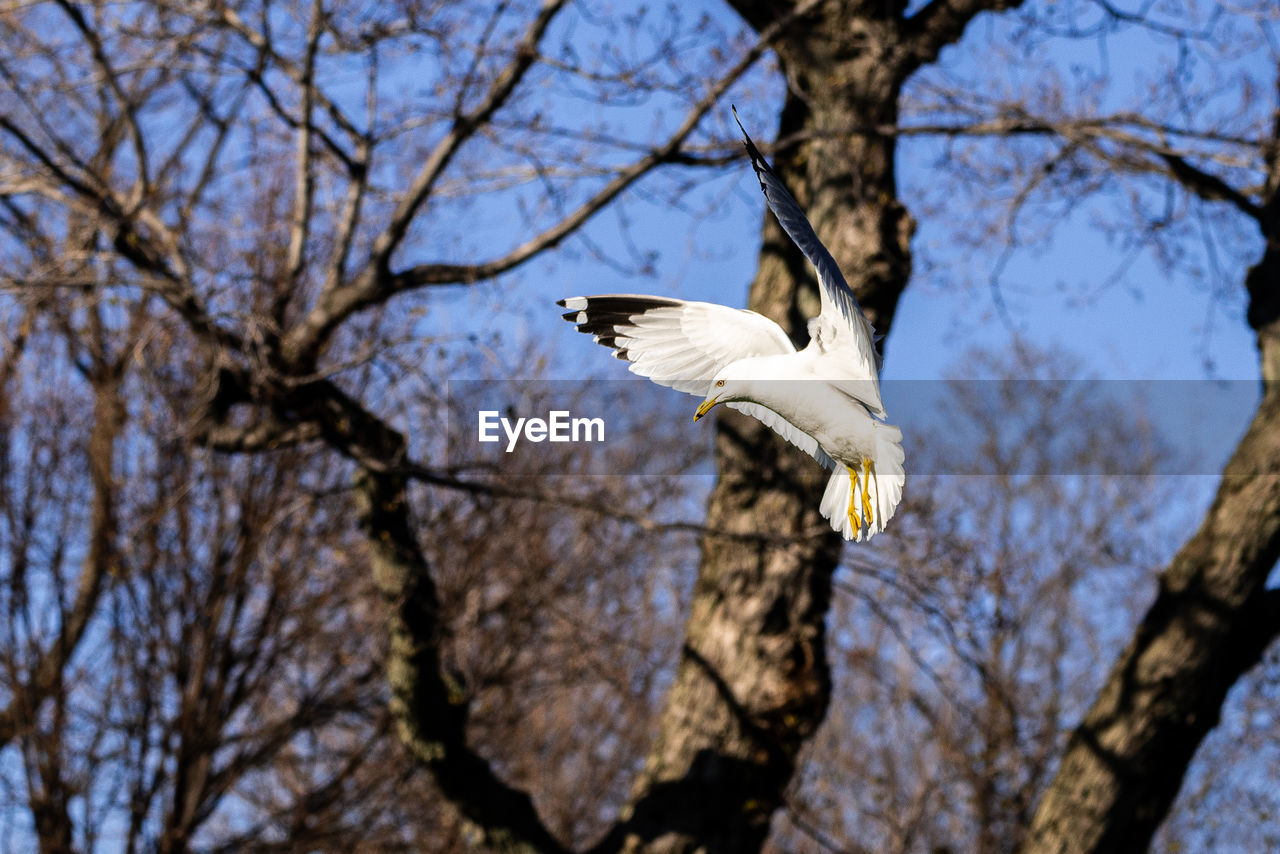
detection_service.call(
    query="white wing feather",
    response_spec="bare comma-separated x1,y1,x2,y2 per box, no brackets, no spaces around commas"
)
726,401,835,470
559,295,794,397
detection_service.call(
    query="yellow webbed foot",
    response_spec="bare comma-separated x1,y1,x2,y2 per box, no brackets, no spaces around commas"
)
845,464,863,538
860,457,875,532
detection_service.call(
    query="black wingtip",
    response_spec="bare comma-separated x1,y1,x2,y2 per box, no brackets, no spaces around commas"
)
731,106,773,188
555,298,567,308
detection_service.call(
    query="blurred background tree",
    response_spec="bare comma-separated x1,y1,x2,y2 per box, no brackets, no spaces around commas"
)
0,1,1277,853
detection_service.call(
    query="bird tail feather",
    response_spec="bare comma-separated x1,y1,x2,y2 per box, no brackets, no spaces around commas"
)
819,421,905,542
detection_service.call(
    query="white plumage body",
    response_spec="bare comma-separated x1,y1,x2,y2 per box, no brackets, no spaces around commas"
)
724,353,881,461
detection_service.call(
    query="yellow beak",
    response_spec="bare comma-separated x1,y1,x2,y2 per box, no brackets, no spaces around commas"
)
693,396,720,422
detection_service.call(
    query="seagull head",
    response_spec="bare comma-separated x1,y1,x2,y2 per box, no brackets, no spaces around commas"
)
693,372,749,422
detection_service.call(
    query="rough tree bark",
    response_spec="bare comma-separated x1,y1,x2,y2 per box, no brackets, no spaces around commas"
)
601,2,1023,852
357,462,569,854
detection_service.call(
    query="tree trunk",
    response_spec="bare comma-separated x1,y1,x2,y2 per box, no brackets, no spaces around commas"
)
602,7,915,850
1018,389,1280,854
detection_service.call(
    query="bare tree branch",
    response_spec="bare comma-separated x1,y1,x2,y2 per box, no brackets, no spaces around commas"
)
53,0,151,207
210,2,366,158
357,463,570,854
1157,150,1265,221
282,0,325,318
1020,385,1280,854
0,319,126,750
367,0,570,271
902,0,1028,73
280,0,824,369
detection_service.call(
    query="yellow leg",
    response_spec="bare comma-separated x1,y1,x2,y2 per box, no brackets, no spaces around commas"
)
845,465,863,537
861,457,875,532
870,459,879,524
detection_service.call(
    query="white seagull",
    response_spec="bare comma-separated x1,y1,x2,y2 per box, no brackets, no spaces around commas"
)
557,110,904,540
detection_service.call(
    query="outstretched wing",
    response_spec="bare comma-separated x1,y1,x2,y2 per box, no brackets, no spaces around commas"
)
732,108,885,417
725,401,836,470
557,294,794,397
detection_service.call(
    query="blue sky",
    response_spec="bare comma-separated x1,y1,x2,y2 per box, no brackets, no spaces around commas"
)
450,154,1261,383
437,0,1271,394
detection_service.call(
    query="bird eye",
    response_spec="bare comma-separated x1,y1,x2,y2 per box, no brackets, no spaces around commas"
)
715,379,725,387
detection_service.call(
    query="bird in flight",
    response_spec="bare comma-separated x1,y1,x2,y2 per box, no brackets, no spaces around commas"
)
558,109,904,541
